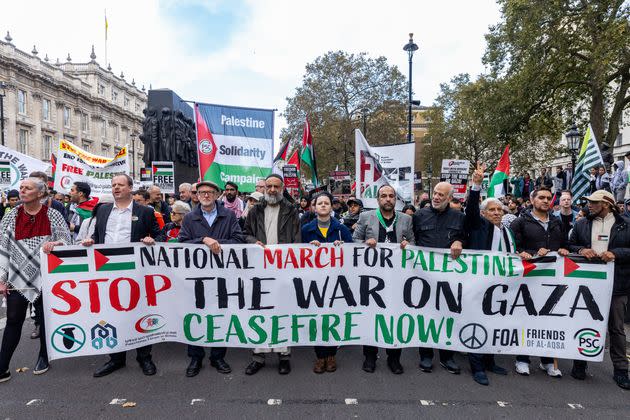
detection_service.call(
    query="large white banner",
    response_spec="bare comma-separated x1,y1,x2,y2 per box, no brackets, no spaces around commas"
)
53,139,129,197
0,144,50,190
354,130,415,210
42,243,613,361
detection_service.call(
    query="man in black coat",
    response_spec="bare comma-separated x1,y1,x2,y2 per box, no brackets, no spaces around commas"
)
178,180,244,377
413,181,465,374
510,186,569,377
567,190,630,389
82,174,162,378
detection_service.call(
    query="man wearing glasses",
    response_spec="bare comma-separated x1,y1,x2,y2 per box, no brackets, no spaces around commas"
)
189,183,200,211
178,181,244,377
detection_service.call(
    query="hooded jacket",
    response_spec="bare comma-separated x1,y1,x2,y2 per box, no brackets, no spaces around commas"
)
612,160,628,192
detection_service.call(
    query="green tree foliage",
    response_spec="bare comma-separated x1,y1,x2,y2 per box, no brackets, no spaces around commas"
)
484,0,630,147
282,51,407,179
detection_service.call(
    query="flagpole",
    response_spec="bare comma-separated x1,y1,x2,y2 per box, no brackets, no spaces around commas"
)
104,9,108,68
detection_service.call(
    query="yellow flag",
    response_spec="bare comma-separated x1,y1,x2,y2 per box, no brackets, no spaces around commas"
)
105,11,108,40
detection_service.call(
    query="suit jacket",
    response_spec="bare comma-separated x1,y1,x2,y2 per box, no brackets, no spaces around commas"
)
352,210,415,244
92,201,162,244
178,202,244,244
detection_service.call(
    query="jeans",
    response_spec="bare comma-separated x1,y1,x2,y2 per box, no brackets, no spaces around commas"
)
363,346,401,361
419,347,454,362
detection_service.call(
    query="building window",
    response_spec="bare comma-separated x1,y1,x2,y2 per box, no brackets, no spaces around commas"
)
101,145,110,155
18,129,28,154
114,124,119,142
42,99,51,121
43,134,52,158
82,141,91,152
135,102,140,112
111,89,118,103
81,114,89,132
124,96,130,108
63,107,71,128
18,90,26,114
98,83,105,96
101,120,107,138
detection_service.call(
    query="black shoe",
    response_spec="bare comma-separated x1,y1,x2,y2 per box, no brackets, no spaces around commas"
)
613,372,630,390
440,359,461,375
362,357,376,373
0,371,10,383
186,358,202,377
139,359,156,376
571,367,586,380
419,357,432,373
245,361,265,376
30,324,40,339
473,371,489,386
33,356,49,375
489,364,508,376
210,358,232,374
387,358,404,374
278,360,291,375
93,360,125,378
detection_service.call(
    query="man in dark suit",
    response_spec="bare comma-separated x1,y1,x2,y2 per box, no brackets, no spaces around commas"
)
178,180,244,377
82,174,162,378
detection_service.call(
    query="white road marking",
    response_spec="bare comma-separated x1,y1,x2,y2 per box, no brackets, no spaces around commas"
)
497,401,511,407
420,400,435,406
267,399,282,406
345,398,358,405
109,398,127,405
568,403,584,409
190,399,205,405
0,317,6,330
26,399,43,406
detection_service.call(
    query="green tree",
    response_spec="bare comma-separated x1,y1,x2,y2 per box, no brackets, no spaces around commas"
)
484,0,630,148
282,51,407,179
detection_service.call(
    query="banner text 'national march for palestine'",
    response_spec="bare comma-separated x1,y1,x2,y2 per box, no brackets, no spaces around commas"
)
42,244,613,361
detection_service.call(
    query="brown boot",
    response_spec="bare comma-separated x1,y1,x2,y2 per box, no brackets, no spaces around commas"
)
325,356,337,372
313,358,326,374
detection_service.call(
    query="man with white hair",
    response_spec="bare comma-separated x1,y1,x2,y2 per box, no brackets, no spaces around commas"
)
463,163,512,385
412,180,465,375
178,182,192,203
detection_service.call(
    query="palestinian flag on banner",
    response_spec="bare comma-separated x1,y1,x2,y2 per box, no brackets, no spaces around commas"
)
522,256,557,277
564,257,607,280
488,145,510,198
47,249,89,274
94,247,136,271
152,162,173,177
75,197,99,219
0,161,10,175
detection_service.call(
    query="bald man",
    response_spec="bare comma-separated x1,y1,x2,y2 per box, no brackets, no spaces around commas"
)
412,181,465,375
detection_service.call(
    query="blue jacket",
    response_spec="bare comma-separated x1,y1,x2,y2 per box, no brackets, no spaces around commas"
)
178,201,244,244
301,217,353,244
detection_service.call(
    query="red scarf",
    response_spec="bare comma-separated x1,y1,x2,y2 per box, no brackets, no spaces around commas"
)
15,205,51,240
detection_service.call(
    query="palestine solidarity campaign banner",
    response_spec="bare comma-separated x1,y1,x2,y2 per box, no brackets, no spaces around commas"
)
0,143,50,190
43,243,613,361
53,139,129,197
195,102,274,192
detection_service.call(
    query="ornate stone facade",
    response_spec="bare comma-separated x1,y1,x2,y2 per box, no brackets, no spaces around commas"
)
0,32,146,179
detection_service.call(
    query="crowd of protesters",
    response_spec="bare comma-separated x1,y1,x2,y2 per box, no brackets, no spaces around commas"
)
0,165,629,391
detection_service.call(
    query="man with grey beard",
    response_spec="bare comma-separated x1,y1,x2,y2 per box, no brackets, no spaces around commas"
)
243,174,301,375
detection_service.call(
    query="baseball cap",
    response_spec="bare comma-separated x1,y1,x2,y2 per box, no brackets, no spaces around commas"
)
248,191,264,202
346,197,363,207
584,190,616,207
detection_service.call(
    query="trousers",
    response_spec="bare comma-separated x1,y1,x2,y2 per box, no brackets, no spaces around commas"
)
188,345,227,361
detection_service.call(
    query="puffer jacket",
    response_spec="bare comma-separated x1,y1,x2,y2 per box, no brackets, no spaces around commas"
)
510,209,566,255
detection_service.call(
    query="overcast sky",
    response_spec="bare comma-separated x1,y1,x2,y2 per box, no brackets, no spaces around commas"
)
1,0,501,146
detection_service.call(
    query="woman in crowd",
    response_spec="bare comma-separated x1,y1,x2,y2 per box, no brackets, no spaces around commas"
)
340,197,363,233
240,191,263,229
162,201,192,242
0,178,71,383
301,192,353,374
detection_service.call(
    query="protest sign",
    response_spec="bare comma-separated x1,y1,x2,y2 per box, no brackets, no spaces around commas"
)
151,161,175,194
0,143,50,190
43,243,613,362
140,167,152,187
354,130,414,209
440,159,470,200
195,102,274,192
283,164,299,189
53,140,129,197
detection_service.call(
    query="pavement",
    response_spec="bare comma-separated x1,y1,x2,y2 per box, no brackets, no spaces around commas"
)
1,306,629,419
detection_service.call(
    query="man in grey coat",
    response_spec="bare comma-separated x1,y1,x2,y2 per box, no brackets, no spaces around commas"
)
353,184,415,374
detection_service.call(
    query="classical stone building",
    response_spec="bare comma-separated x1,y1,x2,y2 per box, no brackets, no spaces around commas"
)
0,32,146,179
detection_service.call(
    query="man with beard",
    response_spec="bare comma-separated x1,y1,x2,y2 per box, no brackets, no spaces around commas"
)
68,182,98,242
243,174,301,375
568,190,630,389
221,181,243,218
413,181,465,374
510,186,569,377
353,185,414,374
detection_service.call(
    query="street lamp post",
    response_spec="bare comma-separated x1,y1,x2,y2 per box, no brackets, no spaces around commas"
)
565,123,581,187
0,81,6,146
130,131,137,180
403,33,418,144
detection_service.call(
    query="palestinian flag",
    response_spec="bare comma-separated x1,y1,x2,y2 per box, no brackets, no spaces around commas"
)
488,145,510,198
152,162,173,177
94,247,136,271
273,140,290,163
0,161,10,187
564,257,607,280
47,249,89,274
50,153,57,182
287,149,301,171
300,117,318,186
522,256,557,277
75,197,99,220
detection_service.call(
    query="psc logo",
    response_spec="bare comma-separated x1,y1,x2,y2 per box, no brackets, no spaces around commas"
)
135,314,165,333
90,321,118,350
199,139,214,155
574,328,603,357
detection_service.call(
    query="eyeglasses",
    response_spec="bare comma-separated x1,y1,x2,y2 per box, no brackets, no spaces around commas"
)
197,190,216,196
